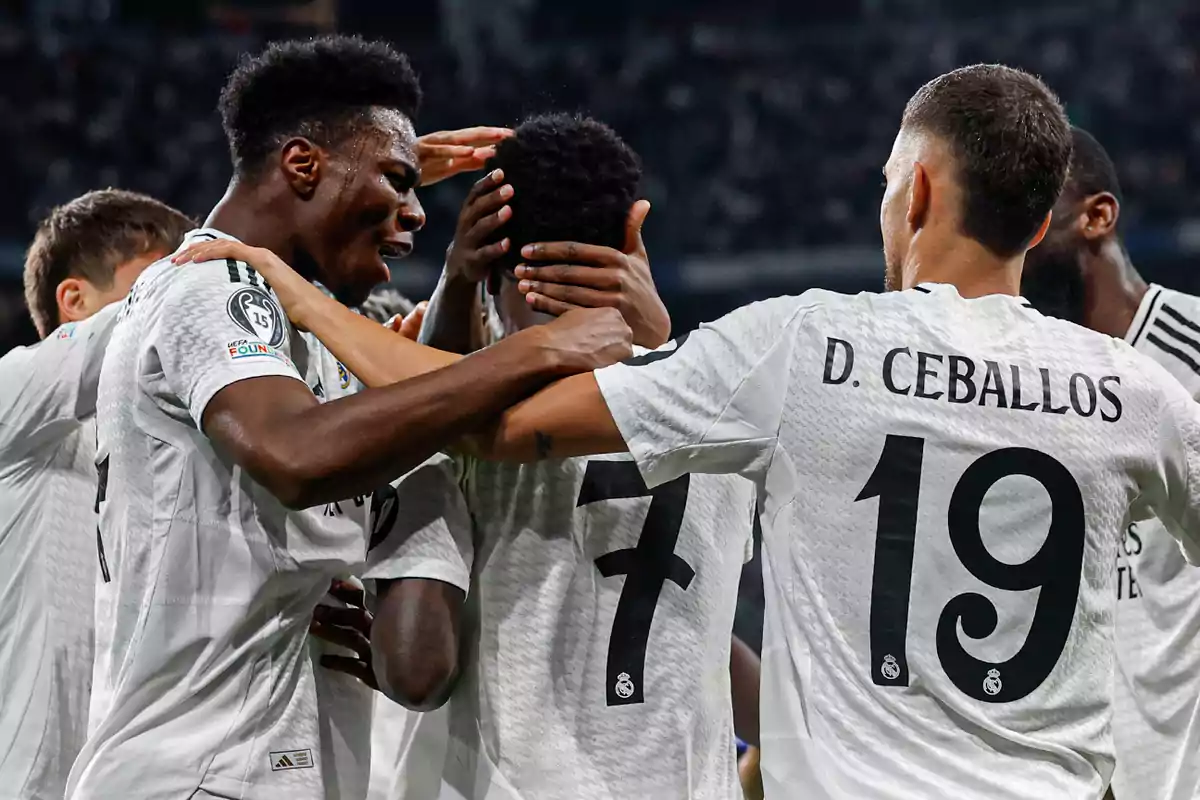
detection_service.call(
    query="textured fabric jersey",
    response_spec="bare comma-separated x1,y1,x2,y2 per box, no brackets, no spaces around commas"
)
593,282,1200,800
365,453,473,800
0,305,119,800
1111,284,1200,800
68,229,371,800
439,443,755,799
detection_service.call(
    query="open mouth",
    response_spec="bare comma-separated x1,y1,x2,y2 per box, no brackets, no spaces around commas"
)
379,241,413,259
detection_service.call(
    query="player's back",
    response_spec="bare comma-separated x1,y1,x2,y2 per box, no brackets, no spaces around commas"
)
443,454,755,799
0,308,118,800
71,253,369,800
755,284,1175,799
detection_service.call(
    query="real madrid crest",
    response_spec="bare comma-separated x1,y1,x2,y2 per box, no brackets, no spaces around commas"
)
983,668,1003,697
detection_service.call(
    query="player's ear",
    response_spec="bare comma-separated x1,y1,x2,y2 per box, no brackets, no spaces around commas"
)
1026,211,1053,250
280,138,322,199
55,277,88,325
1081,192,1119,242
907,161,930,232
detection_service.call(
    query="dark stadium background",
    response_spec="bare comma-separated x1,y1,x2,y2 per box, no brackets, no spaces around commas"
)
2,0,1198,651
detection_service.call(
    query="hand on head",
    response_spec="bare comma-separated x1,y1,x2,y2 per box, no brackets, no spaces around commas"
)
417,127,512,187
445,169,515,284
515,200,671,348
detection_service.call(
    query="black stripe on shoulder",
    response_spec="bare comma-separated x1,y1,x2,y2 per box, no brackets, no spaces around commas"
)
1159,304,1200,338
226,258,241,284
245,265,260,288
1128,287,1164,347
623,332,691,367
1146,331,1200,377
1153,316,1200,360
913,286,931,294
192,232,218,243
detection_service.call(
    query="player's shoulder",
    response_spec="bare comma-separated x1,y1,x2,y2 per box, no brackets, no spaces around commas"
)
0,301,122,370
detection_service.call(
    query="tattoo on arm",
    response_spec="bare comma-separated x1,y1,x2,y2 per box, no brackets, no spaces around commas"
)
535,431,554,459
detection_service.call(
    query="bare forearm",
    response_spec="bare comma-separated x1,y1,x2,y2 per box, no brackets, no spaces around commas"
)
418,270,485,354
465,373,628,462
294,289,460,387
730,635,761,746
273,331,562,506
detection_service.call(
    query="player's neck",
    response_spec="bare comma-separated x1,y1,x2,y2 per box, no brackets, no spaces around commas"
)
204,181,301,271
1080,241,1148,339
903,237,1022,299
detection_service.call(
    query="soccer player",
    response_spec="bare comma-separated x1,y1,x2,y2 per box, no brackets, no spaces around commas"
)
425,65,1200,798
174,113,759,799
0,189,194,800
412,113,757,799
1021,127,1200,800
68,37,630,800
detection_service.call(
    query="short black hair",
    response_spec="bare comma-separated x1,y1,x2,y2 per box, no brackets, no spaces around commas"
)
487,113,641,272
903,64,1072,258
1062,126,1122,204
24,189,194,338
219,35,422,175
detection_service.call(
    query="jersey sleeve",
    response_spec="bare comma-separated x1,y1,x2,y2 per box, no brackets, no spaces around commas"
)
1140,363,1200,564
363,452,474,592
0,303,120,457
593,294,812,489
149,263,305,428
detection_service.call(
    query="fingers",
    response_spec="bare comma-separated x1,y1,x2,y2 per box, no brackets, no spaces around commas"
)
418,143,477,161
328,579,367,609
171,241,240,265
419,127,512,146
318,655,378,690
520,242,617,266
523,292,582,318
624,200,651,257
309,618,372,654
397,301,427,340
519,280,614,310
463,169,506,211
514,264,622,291
312,604,372,635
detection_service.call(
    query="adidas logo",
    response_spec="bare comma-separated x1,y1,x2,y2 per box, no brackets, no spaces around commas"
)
269,749,314,771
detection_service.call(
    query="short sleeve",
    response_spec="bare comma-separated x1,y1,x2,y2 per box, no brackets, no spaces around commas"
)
149,263,305,428
593,294,812,489
363,453,474,593
1140,365,1200,564
0,302,120,456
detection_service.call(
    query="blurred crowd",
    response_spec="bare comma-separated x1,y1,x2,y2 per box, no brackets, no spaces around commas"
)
1,1,1198,266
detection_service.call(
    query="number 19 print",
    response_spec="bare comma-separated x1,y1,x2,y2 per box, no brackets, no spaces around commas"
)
857,435,1085,703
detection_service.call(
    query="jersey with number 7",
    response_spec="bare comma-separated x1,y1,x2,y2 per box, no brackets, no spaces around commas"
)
591,282,1200,800
434,451,754,799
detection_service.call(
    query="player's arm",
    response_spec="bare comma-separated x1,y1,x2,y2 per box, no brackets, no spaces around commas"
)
174,241,461,387
418,170,512,353
363,455,474,711
730,634,760,747
156,264,631,510
467,296,809,489
1139,366,1200,562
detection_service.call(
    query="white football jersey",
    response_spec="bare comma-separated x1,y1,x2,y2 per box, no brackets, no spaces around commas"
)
68,229,372,800
593,282,1200,800
1111,284,1200,800
364,452,473,800
0,304,119,800
439,450,755,799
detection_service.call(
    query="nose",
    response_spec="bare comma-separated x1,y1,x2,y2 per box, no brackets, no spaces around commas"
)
397,196,426,233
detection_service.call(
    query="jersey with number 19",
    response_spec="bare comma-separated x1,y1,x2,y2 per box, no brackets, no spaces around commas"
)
593,283,1200,800
437,445,755,798
69,230,370,800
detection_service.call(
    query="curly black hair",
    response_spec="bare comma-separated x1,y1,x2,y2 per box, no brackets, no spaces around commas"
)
487,113,641,273
903,64,1071,259
219,35,422,175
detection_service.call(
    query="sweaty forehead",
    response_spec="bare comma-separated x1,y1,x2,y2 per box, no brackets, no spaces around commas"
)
366,107,417,163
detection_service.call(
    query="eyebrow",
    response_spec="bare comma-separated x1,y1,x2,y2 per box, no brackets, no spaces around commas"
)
383,158,420,186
